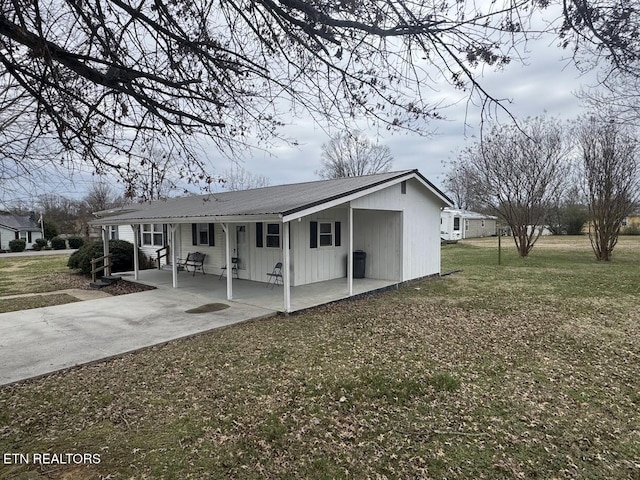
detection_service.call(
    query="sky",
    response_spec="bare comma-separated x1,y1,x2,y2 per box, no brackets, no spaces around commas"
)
2,6,604,207
227,30,599,193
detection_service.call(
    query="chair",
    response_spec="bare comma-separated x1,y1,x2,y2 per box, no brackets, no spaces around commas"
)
219,257,239,280
266,262,283,288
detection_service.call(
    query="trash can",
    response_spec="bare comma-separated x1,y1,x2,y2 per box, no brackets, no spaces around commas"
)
353,250,366,279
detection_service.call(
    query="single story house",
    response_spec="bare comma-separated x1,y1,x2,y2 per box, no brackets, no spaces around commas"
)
0,214,43,250
440,208,497,241
93,169,453,312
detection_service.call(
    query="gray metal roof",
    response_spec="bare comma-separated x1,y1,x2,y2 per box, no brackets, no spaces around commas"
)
94,169,452,224
0,214,41,231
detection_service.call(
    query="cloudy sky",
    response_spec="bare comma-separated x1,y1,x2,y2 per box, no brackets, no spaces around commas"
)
3,5,604,206
224,30,600,195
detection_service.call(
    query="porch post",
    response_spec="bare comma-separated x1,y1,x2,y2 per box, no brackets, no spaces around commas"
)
348,204,353,296
102,226,111,276
131,224,140,281
170,224,178,288
283,221,291,313
223,223,232,300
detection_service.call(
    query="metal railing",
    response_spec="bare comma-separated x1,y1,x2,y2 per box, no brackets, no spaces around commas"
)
91,254,112,282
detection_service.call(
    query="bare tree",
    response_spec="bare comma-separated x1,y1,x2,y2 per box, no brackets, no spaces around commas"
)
577,115,640,261
222,165,270,191
442,157,483,210
463,117,571,257
317,131,393,179
0,0,550,198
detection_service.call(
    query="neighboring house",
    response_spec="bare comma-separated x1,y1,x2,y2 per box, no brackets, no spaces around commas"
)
622,213,640,233
93,170,453,312
0,214,43,250
440,208,497,241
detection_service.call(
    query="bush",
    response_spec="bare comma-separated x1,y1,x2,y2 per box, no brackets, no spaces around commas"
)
35,238,48,249
8,239,26,252
68,240,151,274
621,224,640,236
50,237,67,250
67,237,85,249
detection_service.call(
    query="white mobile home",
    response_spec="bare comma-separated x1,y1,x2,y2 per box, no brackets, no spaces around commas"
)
440,208,497,241
94,170,453,312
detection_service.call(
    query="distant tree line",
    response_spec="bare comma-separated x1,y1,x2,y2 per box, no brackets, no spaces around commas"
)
444,113,640,261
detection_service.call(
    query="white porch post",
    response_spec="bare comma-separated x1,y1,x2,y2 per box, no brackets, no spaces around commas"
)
102,226,111,276
348,204,353,296
223,223,232,300
131,224,140,281
170,224,178,288
283,220,291,313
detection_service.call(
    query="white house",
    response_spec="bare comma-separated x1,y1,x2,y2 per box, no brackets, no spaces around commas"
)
440,208,497,241
93,170,452,312
0,214,43,250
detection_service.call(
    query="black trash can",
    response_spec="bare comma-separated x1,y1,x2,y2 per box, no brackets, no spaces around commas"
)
353,250,366,278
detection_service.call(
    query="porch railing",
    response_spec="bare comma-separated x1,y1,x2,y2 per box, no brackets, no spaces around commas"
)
156,245,170,269
91,254,112,282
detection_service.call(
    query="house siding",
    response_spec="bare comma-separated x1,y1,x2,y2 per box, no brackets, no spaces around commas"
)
351,178,441,281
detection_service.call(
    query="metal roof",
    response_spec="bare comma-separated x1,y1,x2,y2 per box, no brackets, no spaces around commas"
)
0,214,41,231
442,208,498,220
94,169,453,224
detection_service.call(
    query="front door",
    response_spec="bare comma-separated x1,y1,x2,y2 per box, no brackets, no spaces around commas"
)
235,224,249,279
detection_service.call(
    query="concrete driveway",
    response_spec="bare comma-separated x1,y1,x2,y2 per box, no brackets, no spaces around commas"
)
0,287,275,386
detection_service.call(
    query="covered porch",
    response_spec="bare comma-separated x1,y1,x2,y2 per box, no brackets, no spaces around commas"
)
121,268,397,313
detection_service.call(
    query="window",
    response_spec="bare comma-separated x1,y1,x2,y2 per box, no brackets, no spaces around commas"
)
453,217,460,231
19,231,28,242
401,180,407,194
465,219,469,231
109,226,119,240
192,223,215,246
266,223,280,248
198,224,209,245
142,224,164,246
319,222,333,246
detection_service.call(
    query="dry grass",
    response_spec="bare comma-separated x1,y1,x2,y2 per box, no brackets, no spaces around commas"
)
1,236,639,479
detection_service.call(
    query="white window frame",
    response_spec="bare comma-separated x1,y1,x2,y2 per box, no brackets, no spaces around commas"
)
142,224,164,247
318,221,333,247
266,223,281,248
109,225,119,240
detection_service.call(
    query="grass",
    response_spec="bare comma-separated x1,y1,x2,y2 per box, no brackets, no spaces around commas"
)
1,236,640,479
0,293,80,313
0,254,75,296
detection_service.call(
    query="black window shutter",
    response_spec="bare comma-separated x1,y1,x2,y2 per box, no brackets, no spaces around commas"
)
208,223,215,246
137,225,141,247
162,224,168,246
28,231,32,243
15,231,19,240
192,224,198,245
256,222,263,248
335,221,341,247
289,223,291,250
310,221,318,248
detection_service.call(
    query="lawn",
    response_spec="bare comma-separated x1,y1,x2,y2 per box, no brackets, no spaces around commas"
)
0,254,75,296
1,236,639,479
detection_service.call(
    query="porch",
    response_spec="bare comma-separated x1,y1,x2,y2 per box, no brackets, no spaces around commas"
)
122,269,398,313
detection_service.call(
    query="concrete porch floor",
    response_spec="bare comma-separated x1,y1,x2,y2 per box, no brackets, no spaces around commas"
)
122,269,398,312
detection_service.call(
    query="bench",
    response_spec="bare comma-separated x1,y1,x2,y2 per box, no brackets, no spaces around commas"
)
178,252,206,276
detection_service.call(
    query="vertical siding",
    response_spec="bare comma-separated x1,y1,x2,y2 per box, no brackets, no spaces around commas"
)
291,207,349,285
353,210,401,280
350,178,442,280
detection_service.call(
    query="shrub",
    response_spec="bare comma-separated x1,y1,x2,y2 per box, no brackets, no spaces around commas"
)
50,237,67,250
9,239,26,252
68,240,151,274
621,224,640,236
67,237,85,249
35,238,48,249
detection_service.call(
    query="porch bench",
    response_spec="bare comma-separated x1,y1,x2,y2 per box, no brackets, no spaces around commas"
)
178,252,206,276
